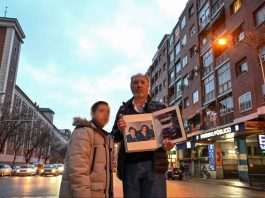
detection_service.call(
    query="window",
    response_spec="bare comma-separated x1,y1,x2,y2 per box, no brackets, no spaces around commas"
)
176,62,181,76
169,70,174,84
204,74,215,103
247,146,252,155
183,75,189,87
232,24,244,44
163,63,166,71
230,0,241,15
181,34,187,47
184,97,189,108
254,4,265,26
218,63,232,95
199,3,210,28
236,58,248,76
189,4,194,18
159,84,162,91
181,16,186,29
190,45,197,58
159,69,162,77
169,35,174,49
202,49,213,75
189,24,195,37
239,92,252,112
163,79,167,87
193,90,199,104
176,80,182,98
175,26,180,40
219,96,234,116
163,48,166,56
169,52,174,65
182,55,188,67
175,42,180,57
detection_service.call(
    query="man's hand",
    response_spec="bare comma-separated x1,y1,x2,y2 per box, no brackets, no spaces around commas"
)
162,138,174,151
117,114,127,134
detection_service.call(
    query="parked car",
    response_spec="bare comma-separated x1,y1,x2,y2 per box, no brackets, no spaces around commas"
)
11,166,21,176
0,164,12,177
43,164,59,176
166,168,183,180
15,165,36,176
54,164,64,174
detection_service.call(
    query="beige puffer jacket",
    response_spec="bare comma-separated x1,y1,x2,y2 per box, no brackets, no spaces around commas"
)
59,118,113,198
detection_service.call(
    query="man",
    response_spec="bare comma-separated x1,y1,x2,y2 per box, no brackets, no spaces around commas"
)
111,73,174,198
126,127,138,143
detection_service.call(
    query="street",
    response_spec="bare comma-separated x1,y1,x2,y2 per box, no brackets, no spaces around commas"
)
0,175,265,198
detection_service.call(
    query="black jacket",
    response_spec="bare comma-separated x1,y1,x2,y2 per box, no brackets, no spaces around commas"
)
111,97,169,180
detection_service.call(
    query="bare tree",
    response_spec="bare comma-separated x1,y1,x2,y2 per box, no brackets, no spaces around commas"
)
0,101,28,153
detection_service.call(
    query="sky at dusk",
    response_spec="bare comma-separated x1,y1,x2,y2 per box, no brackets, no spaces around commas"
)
5,0,188,131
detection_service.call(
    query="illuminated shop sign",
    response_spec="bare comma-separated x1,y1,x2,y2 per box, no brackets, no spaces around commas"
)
200,127,232,139
199,124,244,140
258,135,265,155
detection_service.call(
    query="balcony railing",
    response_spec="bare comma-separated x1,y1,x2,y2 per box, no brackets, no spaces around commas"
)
203,63,214,77
218,80,232,95
169,95,175,104
215,51,229,67
219,112,234,126
204,90,215,104
176,90,182,99
199,16,211,31
212,0,224,17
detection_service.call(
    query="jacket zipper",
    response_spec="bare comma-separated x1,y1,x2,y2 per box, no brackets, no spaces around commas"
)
90,147,97,174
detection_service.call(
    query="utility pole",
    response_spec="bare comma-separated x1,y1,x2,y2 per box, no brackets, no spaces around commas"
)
4,6,7,17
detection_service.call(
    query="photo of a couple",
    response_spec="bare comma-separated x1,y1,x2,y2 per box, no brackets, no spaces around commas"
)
126,124,155,143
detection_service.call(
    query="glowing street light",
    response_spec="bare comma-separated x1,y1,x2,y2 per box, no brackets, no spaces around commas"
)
217,37,228,46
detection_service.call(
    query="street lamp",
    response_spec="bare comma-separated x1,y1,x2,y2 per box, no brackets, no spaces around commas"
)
217,37,228,46
215,36,265,97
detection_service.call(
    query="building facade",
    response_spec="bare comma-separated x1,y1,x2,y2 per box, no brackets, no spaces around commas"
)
146,0,265,180
147,34,169,103
0,17,68,165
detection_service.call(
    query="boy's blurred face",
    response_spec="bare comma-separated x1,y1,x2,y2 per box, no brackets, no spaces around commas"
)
92,104,110,128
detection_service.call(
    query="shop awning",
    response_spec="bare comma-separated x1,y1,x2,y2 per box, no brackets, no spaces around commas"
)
176,140,196,150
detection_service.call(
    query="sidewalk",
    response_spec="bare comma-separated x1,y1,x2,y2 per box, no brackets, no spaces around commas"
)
187,177,265,191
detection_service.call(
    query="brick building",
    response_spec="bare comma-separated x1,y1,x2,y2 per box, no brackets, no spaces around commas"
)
146,0,265,181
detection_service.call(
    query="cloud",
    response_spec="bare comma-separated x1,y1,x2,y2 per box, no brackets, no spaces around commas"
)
16,0,188,131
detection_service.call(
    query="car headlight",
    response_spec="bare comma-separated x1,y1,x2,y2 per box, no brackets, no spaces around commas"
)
16,170,20,173
26,169,31,172
58,167,64,171
51,169,56,173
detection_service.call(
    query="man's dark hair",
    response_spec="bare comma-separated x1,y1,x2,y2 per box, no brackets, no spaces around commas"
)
128,127,136,132
91,101,109,113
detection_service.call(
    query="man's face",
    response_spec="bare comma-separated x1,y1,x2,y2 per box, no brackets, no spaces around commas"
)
131,76,149,98
129,129,136,137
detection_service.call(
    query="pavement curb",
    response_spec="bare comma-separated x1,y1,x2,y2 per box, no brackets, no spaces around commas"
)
189,178,265,192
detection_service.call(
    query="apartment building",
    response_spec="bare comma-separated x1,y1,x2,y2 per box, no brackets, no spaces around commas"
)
146,0,265,180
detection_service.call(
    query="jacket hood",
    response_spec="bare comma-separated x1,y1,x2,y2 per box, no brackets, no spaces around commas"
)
72,117,91,128
72,117,109,135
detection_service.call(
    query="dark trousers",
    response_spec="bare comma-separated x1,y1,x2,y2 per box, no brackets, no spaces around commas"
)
123,160,166,198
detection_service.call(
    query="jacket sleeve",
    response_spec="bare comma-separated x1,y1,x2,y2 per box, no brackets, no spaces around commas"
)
111,106,124,143
67,128,92,198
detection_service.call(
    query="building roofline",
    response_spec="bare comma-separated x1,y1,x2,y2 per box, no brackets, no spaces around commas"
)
152,34,169,61
0,17,25,42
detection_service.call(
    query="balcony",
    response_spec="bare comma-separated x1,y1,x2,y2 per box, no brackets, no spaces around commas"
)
176,90,182,99
203,63,214,77
219,112,234,126
168,95,175,104
199,16,211,31
212,0,224,18
204,90,215,104
215,51,229,67
218,80,232,96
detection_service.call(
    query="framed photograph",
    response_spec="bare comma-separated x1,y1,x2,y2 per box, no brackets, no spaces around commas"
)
123,106,186,153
